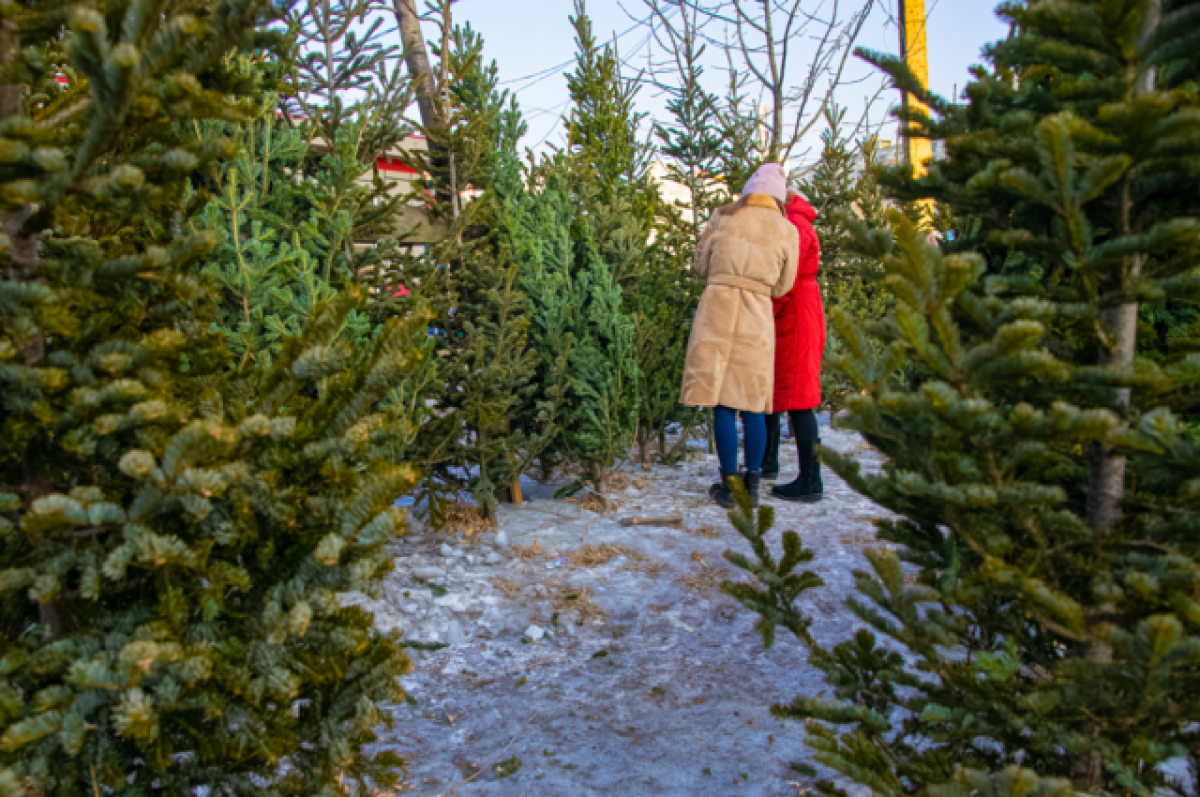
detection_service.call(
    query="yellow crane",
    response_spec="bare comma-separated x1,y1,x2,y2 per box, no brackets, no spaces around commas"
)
897,0,932,178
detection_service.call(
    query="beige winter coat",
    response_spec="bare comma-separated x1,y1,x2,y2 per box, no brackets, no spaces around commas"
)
679,194,800,413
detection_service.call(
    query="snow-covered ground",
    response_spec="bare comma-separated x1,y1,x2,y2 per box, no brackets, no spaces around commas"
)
353,419,891,795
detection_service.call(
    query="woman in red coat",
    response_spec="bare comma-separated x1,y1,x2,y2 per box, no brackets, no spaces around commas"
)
762,190,825,502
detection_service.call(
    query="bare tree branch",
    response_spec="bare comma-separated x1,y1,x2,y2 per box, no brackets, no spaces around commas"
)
674,0,876,163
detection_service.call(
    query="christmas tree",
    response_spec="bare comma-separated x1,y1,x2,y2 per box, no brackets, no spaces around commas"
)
0,0,428,791
549,0,648,491
725,0,1200,794
630,213,705,468
629,0,720,466
377,7,556,522
193,73,375,370
428,18,556,521
195,0,421,369
797,106,890,417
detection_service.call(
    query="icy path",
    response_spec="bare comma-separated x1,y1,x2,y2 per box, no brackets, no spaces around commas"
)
356,423,890,796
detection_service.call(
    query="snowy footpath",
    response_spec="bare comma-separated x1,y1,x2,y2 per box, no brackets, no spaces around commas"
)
350,421,890,796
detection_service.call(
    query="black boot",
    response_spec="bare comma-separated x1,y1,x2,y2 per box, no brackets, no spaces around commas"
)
770,439,823,503
710,469,761,509
761,414,781,480
709,468,735,509
742,470,761,507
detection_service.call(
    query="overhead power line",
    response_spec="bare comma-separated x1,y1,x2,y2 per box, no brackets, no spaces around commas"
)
498,8,662,91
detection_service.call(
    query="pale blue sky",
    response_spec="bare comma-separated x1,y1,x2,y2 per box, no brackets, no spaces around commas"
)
443,1,1009,162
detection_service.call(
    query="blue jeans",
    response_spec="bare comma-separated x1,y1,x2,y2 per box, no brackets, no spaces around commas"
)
713,405,766,474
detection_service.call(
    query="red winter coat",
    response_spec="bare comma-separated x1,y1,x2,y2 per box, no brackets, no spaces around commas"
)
771,195,825,413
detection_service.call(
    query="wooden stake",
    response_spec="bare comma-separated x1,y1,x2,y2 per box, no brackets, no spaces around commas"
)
619,514,684,528
507,450,523,505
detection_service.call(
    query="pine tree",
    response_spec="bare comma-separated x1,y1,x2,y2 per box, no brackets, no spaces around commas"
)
564,0,651,218
630,214,705,468
380,10,558,522
0,0,429,792
724,0,1200,794
542,1,647,492
285,0,418,327
798,106,890,417
196,0,418,370
647,0,728,244
713,57,765,195
519,159,579,479
431,22,558,521
522,150,641,492
194,75,374,370
629,0,720,466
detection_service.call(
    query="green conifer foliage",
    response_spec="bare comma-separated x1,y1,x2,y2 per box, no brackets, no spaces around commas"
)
196,0,418,369
518,161,578,478
194,84,374,370
629,0,719,466
564,0,650,214
798,107,889,417
385,14,558,521
725,0,1200,794
520,154,640,489
536,1,647,490
647,0,728,244
567,213,640,489
0,0,426,792
630,216,704,468
440,32,555,520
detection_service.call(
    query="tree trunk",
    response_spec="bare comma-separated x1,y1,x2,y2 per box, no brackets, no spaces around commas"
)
1084,300,1137,534
393,0,440,137
1084,0,1160,535
587,460,608,497
392,0,454,215
1078,4,1160,791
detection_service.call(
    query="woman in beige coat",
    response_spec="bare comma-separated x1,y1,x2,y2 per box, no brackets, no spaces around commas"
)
680,163,799,507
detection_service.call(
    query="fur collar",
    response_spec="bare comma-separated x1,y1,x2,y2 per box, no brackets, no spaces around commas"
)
745,193,782,211
717,193,785,217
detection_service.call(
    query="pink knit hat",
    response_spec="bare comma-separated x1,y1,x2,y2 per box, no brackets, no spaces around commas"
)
741,163,788,204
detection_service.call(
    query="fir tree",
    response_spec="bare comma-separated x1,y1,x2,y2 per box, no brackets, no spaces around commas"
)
521,152,640,492
797,106,890,417
197,0,417,369
725,1,1200,795
519,160,579,480
432,22,558,521
384,10,557,522
713,55,765,195
628,0,723,466
0,0,428,792
285,0,417,325
194,76,375,370
543,1,648,491
630,214,705,468
564,0,651,217
289,0,410,149
647,0,728,244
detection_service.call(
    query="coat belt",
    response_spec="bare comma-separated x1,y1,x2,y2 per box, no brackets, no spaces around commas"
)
707,275,772,297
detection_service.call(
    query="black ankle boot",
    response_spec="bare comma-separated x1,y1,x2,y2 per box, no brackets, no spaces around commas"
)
709,468,735,509
770,439,823,503
711,469,760,509
762,415,781,480
742,470,761,507
802,442,823,502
